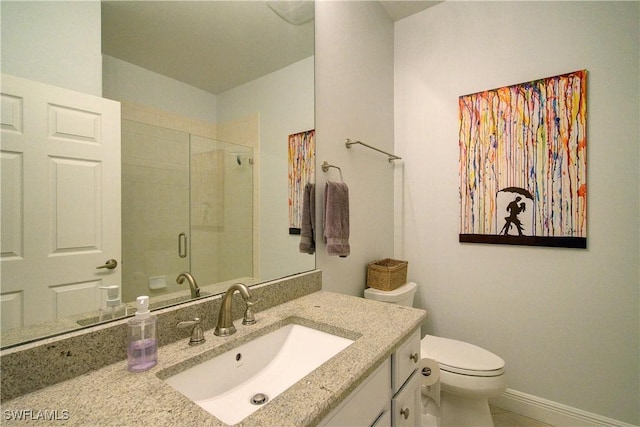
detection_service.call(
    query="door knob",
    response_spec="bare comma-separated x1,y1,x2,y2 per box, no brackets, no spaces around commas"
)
96,259,118,270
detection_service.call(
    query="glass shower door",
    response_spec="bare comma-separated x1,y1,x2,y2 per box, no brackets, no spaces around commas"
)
121,120,190,303
121,121,254,305
190,135,254,287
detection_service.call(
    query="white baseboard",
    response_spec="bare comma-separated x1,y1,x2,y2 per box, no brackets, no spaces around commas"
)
489,389,638,427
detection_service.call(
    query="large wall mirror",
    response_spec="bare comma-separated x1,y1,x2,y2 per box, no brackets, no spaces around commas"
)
0,1,315,348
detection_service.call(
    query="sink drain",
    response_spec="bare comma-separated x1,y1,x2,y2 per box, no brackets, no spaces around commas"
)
250,393,269,405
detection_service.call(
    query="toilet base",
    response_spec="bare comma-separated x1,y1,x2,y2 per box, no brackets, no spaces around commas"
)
440,392,494,427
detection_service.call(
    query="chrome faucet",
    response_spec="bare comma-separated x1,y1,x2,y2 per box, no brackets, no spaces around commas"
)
214,283,256,336
176,272,200,299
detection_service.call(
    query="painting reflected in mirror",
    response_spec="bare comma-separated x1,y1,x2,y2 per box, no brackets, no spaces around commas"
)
0,1,315,348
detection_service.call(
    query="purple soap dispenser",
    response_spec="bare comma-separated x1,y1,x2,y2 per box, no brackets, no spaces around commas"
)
127,296,158,372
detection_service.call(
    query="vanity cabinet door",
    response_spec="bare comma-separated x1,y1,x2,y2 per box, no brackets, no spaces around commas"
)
392,329,421,392
371,408,391,427
392,371,421,427
320,358,391,427
320,328,422,427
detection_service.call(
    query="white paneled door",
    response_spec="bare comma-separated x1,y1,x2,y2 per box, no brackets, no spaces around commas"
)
1,74,121,331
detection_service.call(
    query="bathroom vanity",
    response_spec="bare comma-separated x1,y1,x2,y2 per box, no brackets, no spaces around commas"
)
1,284,426,426
321,329,422,427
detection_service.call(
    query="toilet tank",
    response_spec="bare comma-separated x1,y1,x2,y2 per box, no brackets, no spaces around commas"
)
363,282,417,307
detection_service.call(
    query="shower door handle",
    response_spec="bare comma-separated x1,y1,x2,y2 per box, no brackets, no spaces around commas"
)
178,233,188,258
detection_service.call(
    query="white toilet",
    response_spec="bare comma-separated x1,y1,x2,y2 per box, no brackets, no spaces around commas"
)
364,282,507,427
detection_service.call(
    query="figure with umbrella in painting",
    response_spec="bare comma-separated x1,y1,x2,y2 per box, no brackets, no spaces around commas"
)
500,196,526,235
497,187,533,236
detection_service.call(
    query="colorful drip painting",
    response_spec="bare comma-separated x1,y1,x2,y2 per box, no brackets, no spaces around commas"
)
288,129,315,234
459,70,587,248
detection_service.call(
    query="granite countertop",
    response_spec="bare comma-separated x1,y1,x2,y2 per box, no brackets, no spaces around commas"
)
2,291,426,426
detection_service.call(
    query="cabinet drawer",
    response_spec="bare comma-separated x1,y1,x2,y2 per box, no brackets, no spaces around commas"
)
392,328,421,393
392,371,421,427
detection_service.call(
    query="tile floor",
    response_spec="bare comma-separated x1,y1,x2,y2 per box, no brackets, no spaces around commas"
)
491,406,554,427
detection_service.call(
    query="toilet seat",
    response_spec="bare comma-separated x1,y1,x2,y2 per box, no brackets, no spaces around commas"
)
421,335,505,377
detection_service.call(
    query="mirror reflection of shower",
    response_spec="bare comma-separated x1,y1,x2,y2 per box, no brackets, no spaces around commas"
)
231,151,254,167
233,153,254,166
121,120,254,304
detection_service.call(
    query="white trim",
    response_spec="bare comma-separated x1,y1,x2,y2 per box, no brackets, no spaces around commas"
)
490,389,638,427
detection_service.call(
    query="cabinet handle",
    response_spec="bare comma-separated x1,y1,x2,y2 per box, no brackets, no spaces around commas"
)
409,352,419,363
400,407,410,420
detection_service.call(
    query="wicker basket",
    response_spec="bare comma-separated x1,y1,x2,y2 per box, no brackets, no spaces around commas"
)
366,258,408,291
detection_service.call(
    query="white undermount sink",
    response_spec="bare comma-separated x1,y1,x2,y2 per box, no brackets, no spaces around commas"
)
162,323,354,425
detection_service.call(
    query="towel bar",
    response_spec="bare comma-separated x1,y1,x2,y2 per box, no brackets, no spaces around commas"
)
321,161,344,182
345,138,401,162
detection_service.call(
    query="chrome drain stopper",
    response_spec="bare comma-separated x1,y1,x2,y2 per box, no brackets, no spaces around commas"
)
250,393,269,405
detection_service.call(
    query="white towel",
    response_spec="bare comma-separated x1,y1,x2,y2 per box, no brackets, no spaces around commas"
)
323,181,350,257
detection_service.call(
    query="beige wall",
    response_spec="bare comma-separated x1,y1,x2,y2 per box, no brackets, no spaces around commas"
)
103,55,217,123
315,1,396,296
395,2,639,424
217,57,315,282
1,1,102,96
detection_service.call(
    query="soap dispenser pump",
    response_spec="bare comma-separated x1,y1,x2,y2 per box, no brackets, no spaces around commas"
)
127,296,158,372
99,285,127,321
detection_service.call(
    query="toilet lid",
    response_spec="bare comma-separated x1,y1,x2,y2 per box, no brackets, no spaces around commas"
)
421,335,505,377
364,282,416,297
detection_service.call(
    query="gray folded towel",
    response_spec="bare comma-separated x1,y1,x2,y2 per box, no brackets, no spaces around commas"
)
323,181,350,257
299,183,315,254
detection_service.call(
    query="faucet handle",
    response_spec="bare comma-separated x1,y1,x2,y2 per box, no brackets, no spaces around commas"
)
177,317,205,346
242,299,257,326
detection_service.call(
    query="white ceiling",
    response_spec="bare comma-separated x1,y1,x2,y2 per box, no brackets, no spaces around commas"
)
380,1,440,21
101,1,440,95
